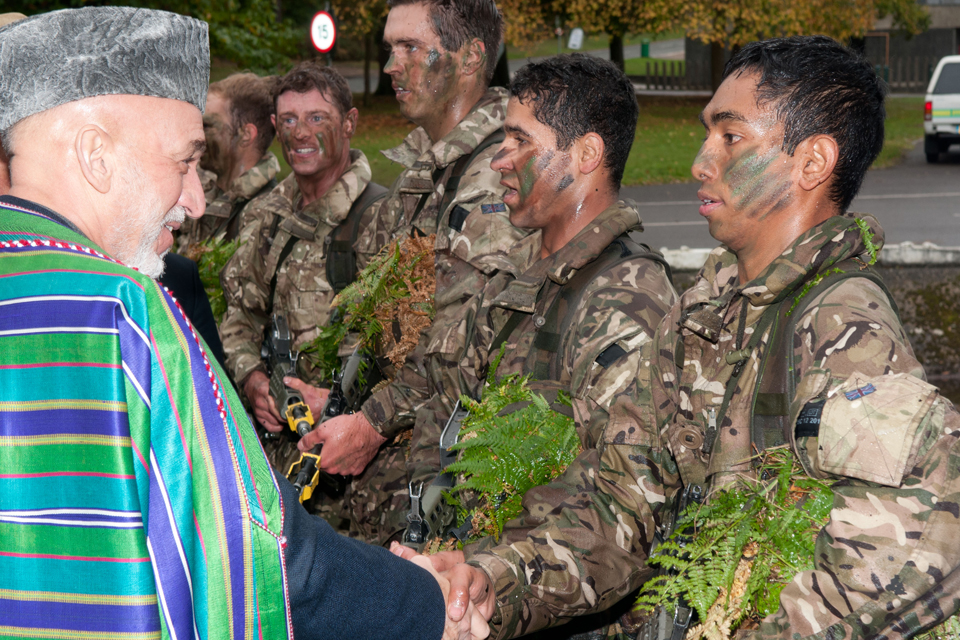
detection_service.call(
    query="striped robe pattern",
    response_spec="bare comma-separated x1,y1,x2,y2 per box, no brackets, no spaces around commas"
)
0,199,291,639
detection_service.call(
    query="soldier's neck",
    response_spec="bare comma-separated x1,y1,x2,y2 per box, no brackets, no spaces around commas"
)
540,190,618,260
421,83,487,144
217,146,262,193
296,148,352,209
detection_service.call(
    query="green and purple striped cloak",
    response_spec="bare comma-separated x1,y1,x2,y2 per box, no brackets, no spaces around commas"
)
0,199,292,639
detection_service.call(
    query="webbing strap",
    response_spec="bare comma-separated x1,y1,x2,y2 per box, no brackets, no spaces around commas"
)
213,177,278,241
325,181,388,293
268,234,299,312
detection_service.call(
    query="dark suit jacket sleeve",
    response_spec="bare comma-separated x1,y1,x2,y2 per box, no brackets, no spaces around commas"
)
275,471,445,640
160,253,228,370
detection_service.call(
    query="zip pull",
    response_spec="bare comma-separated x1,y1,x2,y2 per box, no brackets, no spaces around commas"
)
702,407,718,455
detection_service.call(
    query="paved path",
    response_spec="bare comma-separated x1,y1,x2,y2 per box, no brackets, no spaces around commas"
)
621,141,960,251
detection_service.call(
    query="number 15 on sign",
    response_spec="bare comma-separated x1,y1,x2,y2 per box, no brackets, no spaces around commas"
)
311,11,336,53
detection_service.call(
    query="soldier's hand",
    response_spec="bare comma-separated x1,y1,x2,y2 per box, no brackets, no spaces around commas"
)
282,376,329,417
296,412,386,476
243,370,284,432
390,542,465,573
443,562,496,628
407,553,490,640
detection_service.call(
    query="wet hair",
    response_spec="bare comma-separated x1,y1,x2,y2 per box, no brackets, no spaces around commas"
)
387,0,503,84
723,35,886,212
510,53,638,189
208,72,276,157
274,61,352,119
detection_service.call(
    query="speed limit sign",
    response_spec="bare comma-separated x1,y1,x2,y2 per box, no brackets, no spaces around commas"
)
311,11,336,53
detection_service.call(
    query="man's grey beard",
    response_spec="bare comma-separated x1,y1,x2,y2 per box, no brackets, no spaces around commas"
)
107,159,186,279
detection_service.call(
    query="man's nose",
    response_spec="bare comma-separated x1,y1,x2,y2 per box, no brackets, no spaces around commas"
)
180,166,205,219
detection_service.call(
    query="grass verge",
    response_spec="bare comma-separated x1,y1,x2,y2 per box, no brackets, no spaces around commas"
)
268,94,924,188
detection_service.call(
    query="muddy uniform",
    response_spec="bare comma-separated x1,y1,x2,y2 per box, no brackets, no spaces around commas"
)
176,151,280,254
468,213,960,640
220,149,383,476
342,88,533,542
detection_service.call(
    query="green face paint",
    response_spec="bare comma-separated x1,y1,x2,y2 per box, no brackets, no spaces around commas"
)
518,155,539,202
722,146,790,218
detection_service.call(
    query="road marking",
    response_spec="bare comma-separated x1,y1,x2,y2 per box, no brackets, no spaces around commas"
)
635,192,960,207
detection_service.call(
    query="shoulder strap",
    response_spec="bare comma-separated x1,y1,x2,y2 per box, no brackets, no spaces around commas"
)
213,177,278,242
525,234,670,381
325,181,388,293
750,259,899,454
435,129,506,230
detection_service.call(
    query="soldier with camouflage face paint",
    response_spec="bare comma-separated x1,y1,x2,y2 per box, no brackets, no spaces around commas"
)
220,62,387,479
295,0,533,535
176,72,280,253
407,36,960,640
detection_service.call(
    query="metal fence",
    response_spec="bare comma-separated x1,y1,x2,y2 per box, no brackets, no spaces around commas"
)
628,59,696,91
874,56,939,93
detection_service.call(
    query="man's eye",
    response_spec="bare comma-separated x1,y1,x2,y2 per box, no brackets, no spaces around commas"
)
723,133,741,144
311,116,323,123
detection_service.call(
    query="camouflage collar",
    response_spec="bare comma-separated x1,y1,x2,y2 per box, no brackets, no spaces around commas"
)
267,149,371,239
382,86,508,171
226,152,280,200
491,201,643,313
679,212,884,339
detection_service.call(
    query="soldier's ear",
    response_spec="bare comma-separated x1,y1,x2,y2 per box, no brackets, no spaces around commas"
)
343,108,358,138
460,38,486,79
576,132,605,176
238,122,257,148
796,134,838,193
75,124,113,194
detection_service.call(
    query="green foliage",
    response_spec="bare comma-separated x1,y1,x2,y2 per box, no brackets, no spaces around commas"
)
189,237,241,323
301,237,434,383
634,448,833,631
444,348,581,541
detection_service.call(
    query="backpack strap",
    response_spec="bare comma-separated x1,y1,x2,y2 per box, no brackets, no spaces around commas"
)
325,181,388,293
496,233,670,382
749,259,899,455
213,177,278,242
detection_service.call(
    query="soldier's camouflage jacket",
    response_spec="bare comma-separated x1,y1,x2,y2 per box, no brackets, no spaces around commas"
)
405,201,678,487
220,149,383,388
176,151,279,253
358,87,532,439
468,213,960,640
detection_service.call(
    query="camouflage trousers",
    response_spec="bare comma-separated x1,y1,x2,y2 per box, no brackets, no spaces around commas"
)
340,438,413,546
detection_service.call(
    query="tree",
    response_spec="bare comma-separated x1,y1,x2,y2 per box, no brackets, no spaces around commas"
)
677,0,930,89
333,0,389,102
559,0,671,71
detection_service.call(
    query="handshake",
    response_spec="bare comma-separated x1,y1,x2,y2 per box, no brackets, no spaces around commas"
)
390,542,496,640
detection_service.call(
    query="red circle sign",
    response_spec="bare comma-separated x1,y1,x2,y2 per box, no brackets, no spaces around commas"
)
311,11,336,53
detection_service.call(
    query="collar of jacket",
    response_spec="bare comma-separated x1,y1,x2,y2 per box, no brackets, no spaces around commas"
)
381,86,508,173
491,201,643,313
678,212,884,342
226,151,281,200
267,149,371,240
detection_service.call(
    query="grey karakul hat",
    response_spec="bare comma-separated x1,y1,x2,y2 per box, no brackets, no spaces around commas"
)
0,6,209,131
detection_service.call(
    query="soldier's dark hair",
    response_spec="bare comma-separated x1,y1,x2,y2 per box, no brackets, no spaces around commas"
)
510,53,638,189
274,61,352,120
209,72,276,157
386,0,503,84
723,35,886,212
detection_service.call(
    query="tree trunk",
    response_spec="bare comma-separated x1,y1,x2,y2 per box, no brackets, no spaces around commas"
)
375,22,394,96
710,41,724,93
363,32,372,106
490,43,510,89
610,34,625,72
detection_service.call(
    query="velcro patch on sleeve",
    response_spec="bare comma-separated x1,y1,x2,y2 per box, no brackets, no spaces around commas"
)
817,371,940,487
449,205,470,232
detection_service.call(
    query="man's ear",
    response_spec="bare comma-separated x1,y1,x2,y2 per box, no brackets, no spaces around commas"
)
460,38,486,79
576,132,605,176
76,125,113,194
270,114,277,131
343,107,358,138
238,122,258,148
796,134,838,193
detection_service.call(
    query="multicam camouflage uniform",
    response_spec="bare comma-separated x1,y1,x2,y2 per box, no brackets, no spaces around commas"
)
220,149,383,477
176,151,280,254
467,213,960,640
342,88,533,542
345,202,677,545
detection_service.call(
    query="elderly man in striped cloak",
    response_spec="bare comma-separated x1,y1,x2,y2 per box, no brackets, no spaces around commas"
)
0,7,490,640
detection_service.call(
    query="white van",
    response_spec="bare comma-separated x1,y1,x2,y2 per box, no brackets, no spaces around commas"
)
924,55,960,163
